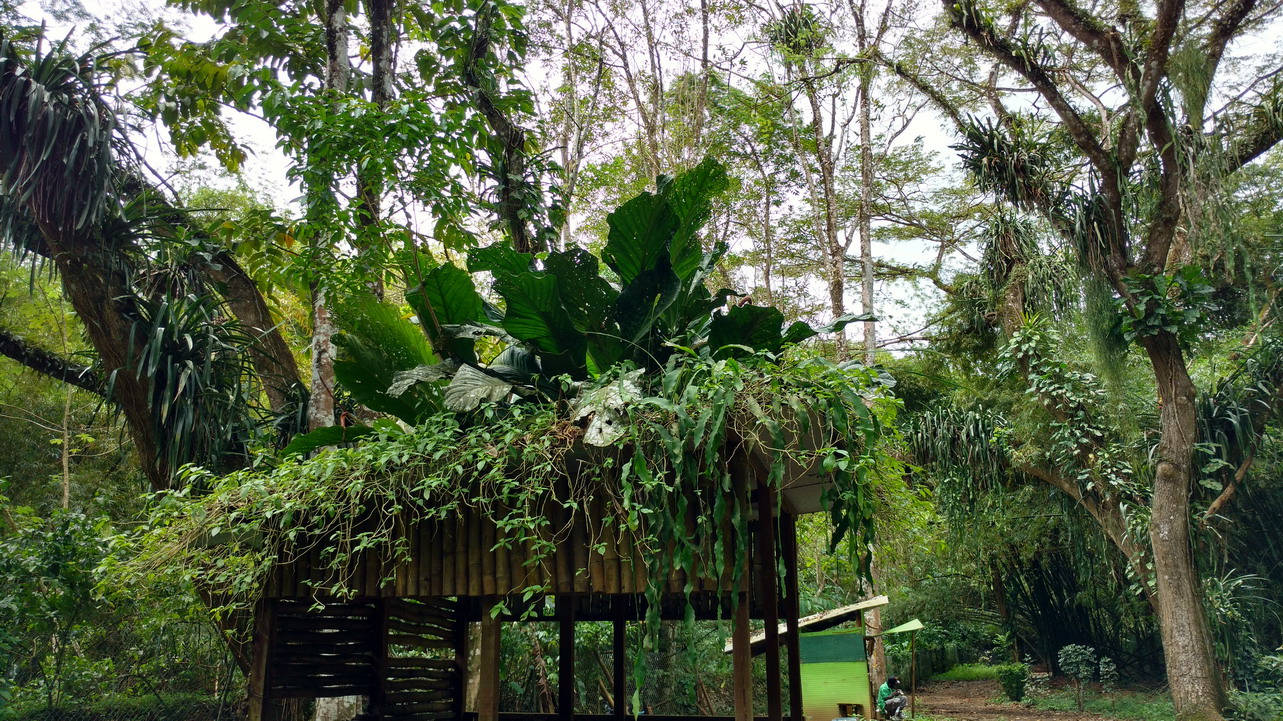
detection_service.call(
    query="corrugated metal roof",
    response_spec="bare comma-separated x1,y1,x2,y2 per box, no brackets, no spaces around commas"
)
723,595,890,655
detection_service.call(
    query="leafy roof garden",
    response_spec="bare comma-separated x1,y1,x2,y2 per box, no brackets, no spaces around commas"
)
126,158,899,619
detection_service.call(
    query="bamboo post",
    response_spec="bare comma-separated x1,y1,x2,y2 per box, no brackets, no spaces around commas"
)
247,599,276,721
559,595,576,721
454,599,470,720
757,485,783,721
370,598,390,718
478,598,501,721
613,601,627,720
781,513,804,721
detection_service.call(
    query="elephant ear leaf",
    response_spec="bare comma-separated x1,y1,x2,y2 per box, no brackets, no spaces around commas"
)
545,247,624,372
493,272,588,378
406,263,484,364
467,243,533,280
603,191,680,286
544,247,619,333
666,157,729,281
444,365,515,412
708,304,786,357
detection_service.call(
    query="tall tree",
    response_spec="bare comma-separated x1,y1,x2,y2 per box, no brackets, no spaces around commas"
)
890,0,1283,713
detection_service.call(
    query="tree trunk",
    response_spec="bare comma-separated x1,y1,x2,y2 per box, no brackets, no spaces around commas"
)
1141,331,1228,721
802,79,848,359
857,47,876,366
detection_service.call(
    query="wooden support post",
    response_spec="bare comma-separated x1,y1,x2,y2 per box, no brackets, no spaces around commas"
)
781,513,804,721
613,601,627,720
369,599,390,718
733,585,753,721
910,630,918,719
559,595,576,721
479,597,502,721
758,486,783,721
247,599,276,721
455,599,470,719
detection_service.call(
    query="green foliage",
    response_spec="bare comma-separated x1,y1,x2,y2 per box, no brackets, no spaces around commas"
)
1059,643,1097,711
931,664,1001,681
0,692,225,721
996,663,1031,702
1229,689,1283,721
1120,267,1217,346
1032,688,1175,720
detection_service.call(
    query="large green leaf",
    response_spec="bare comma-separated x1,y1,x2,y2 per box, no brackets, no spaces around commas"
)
333,297,441,423
406,263,484,363
544,247,619,333
493,271,587,377
467,243,532,279
708,304,787,356
444,365,514,412
615,258,681,347
603,192,679,286
666,158,729,281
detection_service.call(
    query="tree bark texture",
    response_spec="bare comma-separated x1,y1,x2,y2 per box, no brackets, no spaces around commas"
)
1142,332,1229,720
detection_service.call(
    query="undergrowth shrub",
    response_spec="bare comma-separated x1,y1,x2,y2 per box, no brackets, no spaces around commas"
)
1229,689,1283,721
995,663,1030,702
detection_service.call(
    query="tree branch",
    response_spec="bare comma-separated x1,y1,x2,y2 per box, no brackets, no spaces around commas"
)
0,327,104,396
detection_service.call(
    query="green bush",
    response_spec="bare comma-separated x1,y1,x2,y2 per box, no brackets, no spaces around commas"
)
995,663,1030,702
931,663,1001,681
1229,690,1283,721
0,693,223,721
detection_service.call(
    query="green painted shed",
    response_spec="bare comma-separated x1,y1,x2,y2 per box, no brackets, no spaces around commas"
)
799,627,873,721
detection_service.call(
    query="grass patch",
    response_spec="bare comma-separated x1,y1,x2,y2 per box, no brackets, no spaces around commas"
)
1031,689,1174,721
0,693,227,721
930,663,1002,681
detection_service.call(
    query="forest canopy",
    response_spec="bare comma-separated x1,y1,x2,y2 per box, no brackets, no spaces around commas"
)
0,0,1282,717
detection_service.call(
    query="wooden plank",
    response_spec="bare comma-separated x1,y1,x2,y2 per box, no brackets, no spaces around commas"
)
274,616,376,631
386,680,456,694
572,512,590,593
390,657,458,670
372,598,391,719
247,600,276,721
558,596,575,720
478,598,501,721
482,516,497,596
273,629,373,644
496,523,512,596
275,601,375,616
384,682,456,697
469,509,484,597
455,513,469,597
387,635,457,650
268,684,372,700
588,496,606,593
390,697,456,708
781,513,803,721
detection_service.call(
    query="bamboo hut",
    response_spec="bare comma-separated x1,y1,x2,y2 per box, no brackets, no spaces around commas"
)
246,438,839,721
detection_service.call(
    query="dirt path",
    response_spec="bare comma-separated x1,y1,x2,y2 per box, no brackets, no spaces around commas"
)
912,680,1113,721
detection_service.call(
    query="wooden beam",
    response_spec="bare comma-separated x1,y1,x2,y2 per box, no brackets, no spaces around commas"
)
559,595,576,721
612,602,626,720
370,599,390,718
456,599,470,720
247,599,276,721
479,598,502,721
757,487,783,721
781,514,803,721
